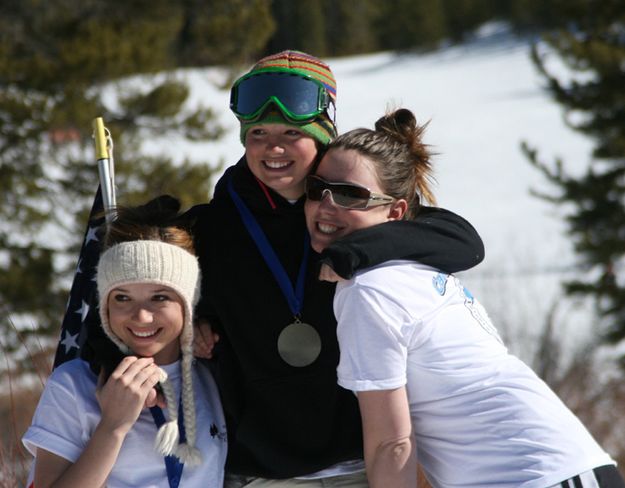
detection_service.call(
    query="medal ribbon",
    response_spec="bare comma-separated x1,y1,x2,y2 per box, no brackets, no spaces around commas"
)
149,397,186,488
228,177,309,316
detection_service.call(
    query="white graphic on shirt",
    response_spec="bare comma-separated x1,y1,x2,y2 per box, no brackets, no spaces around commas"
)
456,277,503,344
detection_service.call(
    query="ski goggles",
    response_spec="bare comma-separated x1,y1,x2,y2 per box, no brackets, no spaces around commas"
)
230,69,335,123
305,175,394,210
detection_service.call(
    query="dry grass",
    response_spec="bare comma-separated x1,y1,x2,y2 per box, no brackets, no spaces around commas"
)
551,354,625,474
0,319,52,488
0,387,45,486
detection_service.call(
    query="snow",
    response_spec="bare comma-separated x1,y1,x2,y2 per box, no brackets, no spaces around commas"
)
135,24,602,365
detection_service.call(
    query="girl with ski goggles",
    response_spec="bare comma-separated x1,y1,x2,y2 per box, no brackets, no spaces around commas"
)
230,68,336,124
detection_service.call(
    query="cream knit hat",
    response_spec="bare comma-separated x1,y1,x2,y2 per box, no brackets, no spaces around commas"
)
96,240,202,466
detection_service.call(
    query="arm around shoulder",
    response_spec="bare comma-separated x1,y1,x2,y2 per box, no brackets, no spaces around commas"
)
320,206,484,279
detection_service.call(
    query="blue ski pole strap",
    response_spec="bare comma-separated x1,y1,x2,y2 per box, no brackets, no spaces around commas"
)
150,401,186,488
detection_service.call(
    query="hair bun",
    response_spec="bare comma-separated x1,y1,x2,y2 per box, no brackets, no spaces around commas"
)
392,108,417,129
374,108,417,144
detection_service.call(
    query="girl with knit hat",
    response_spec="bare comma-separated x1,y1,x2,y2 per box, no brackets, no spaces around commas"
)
23,199,227,488
81,50,484,487
304,108,624,488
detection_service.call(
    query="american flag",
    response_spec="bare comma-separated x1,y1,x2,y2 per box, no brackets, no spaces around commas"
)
52,187,105,367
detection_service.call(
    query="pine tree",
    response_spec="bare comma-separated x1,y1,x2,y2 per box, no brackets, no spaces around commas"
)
324,0,380,57
0,0,273,355
374,0,448,51
176,0,275,68
523,0,625,352
441,0,498,42
267,0,327,56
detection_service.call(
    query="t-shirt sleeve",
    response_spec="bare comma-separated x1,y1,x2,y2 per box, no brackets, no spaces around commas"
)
22,368,88,463
335,282,418,392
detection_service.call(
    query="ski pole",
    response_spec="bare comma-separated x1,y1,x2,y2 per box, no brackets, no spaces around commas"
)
93,117,116,222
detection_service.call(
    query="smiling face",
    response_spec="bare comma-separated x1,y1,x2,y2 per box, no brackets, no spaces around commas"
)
244,123,319,200
107,283,185,365
305,148,407,253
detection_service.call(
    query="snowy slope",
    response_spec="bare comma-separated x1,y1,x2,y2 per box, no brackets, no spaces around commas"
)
152,24,598,361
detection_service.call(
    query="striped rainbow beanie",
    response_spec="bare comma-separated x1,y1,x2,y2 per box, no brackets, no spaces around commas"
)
238,50,337,145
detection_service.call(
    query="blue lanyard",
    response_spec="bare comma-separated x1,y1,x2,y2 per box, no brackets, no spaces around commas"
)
150,399,186,488
227,177,310,317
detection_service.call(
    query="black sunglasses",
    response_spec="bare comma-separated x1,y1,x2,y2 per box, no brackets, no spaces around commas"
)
305,175,394,210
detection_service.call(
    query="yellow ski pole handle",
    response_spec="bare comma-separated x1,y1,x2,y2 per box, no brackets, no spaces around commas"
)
93,117,109,160
93,116,116,220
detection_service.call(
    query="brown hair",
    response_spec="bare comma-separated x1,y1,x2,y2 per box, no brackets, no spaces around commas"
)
327,108,435,219
102,195,195,255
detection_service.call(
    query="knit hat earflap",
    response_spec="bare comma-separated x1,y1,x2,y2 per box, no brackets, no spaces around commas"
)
96,240,202,467
237,50,337,145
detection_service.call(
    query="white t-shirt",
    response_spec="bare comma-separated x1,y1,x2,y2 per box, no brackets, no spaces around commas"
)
23,359,227,488
335,261,614,488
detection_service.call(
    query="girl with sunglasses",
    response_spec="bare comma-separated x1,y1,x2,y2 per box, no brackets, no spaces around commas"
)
304,108,624,488
84,51,484,488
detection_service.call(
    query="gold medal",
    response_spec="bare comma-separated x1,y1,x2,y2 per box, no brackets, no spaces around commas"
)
277,319,322,367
